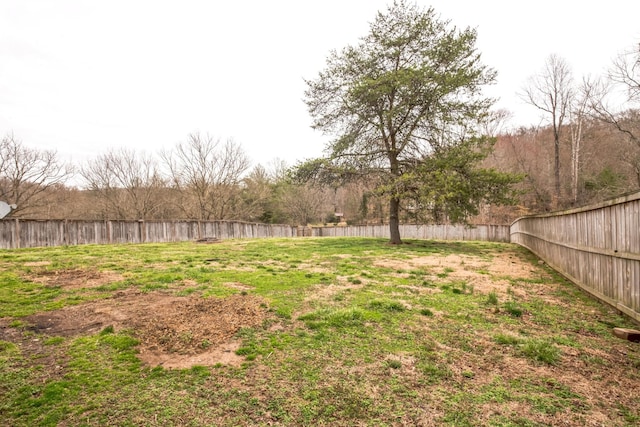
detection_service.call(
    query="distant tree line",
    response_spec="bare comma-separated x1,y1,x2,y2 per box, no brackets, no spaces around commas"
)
0,132,335,224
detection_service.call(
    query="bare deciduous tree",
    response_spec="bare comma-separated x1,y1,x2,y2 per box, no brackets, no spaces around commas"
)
587,43,640,187
80,148,166,219
568,78,595,204
161,133,250,220
241,164,277,222
481,109,514,138
0,134,74,217
521,54,574,205
610,42,640,103
278,183,329,226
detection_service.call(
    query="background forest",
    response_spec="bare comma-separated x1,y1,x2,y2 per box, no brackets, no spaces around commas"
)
1,42,639,226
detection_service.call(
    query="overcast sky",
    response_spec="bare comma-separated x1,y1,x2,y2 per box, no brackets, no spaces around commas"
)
1,0,639,172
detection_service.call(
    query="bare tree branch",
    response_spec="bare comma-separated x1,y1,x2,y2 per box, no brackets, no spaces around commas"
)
0,134,74,217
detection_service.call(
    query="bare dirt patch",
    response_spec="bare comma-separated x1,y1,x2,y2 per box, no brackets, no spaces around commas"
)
223,282,254,292
23,261,52,267
4,289,271,369
374,250,547,297
27,268,124,290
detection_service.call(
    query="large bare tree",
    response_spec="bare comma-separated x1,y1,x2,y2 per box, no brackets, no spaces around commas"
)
278,183,329,226
0,134,74,218
161,133,250,220
587,43,640,187
80,148,166,219
610,42,640,104
567,78,595,204
521,54,574,205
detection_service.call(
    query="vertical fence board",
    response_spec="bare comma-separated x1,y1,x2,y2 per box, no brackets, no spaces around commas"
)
511,191,640,323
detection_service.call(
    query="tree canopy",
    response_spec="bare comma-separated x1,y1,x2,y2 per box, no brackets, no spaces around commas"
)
302,0,519,243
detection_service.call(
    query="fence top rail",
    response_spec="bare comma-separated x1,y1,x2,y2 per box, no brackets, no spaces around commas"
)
0,218,294,227
510,189,640,225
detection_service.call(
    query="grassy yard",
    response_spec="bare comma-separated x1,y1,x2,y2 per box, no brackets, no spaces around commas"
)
0,237,639,426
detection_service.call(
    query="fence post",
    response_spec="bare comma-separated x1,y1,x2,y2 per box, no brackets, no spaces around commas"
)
138,220,146,243
13,218,20,249
63,219,69,245
107,220,112,244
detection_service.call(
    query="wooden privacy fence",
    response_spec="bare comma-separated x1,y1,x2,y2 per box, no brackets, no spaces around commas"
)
511,191,640,322
2,205,638,321
312,224,510,242
0,219,297,249
0,219,510,249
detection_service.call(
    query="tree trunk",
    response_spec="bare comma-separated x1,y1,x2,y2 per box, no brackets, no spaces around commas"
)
570,117,582,205
554,135,561,207
389,196,402,244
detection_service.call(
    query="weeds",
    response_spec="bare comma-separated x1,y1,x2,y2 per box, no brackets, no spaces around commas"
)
494,333,522,346
521,339,561,365
486,291,499,305
504,301,524,317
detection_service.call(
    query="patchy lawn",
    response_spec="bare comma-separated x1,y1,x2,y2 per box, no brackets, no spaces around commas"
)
0,238,638,426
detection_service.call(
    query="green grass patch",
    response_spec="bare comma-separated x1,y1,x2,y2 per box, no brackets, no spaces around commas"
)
503,301,524,317
0,238,637,426
520,339,562,365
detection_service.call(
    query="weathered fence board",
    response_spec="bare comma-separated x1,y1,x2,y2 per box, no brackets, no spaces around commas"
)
0,220,296,249
511,191,640,323
313,224,510,242
0,220,509,249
